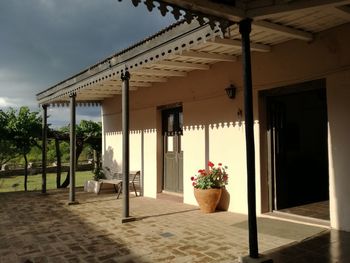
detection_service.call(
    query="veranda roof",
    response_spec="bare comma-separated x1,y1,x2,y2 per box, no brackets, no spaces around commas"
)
36,1,350,105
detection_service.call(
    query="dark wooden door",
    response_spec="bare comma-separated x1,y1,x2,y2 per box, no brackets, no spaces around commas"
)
162,107,183,193
267,99,287,210
267,87,329,210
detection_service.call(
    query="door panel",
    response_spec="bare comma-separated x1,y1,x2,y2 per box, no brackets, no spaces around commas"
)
164,152,177,192
162,107,183,193
267,88,329,211
268,100,287,210
178,152,183,192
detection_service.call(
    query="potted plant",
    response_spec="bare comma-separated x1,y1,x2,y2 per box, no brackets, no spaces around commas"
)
93,166,105,181
84,166,105,193
191,161,228,213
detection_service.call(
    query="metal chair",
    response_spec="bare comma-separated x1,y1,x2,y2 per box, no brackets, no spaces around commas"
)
130,171,140,196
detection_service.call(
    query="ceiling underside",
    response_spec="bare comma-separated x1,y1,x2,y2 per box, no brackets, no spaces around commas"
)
36,2,350,105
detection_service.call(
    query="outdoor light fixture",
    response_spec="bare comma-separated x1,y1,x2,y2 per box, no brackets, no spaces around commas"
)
225,84,236,99
237,108,243,120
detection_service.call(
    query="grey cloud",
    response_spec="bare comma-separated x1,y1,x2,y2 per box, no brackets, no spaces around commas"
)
0,0,175,124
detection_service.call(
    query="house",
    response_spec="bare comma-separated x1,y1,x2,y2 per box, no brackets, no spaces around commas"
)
36,1,350,238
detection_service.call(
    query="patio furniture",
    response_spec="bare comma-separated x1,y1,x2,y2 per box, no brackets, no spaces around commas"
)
129,171,141,197
98,179,122,197
98,168,140,198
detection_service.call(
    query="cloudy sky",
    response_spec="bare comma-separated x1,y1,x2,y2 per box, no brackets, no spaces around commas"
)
0,0,175,127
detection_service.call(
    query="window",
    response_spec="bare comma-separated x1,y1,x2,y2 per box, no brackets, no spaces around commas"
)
162,107,183,136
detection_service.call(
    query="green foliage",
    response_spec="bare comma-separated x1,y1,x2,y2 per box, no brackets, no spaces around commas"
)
28,146,41,163
0,107,42,191
47,140,57,163
0,110,101,169
6,107,42,156
77,120,102,138
79,145,93,162
0,110,18,166
93,166,105,181
0,140,18,167
191,161,229,189
59,141,70,163
59,120,102,152
77,120,102,152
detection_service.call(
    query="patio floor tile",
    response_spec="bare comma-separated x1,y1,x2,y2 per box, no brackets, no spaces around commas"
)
0,189,346,262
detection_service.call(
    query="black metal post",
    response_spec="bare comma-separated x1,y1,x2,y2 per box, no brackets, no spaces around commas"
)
69,93,77,204
121,70,130,221
41,104,48,194
240,18,259,258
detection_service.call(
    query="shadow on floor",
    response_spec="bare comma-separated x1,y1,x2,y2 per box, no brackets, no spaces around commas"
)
232,217,326,241
0,190,145,263
264,229,350,263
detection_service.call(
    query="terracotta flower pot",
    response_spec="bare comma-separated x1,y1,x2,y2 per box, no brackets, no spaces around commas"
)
217,186,230,211
194,188,222,213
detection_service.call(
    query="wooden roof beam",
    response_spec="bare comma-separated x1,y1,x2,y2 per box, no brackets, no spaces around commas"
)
77,95,110,100
106,80,152,88
133,68,187,77
131,75,167,82
83,89,120,94
248,0,350,20
83,89,119,94
253,20,313,41
81,93,116,98
212,38,271,52
129,82,152,88
156,60,210,70
177,51,237,62
333,5,350,20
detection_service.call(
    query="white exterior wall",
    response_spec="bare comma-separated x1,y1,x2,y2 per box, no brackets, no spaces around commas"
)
101,23,350,230
182,125,206,206
208,123,248,213
327,70,350,232
104,132,122,172
143,129,158,198
102,100,159,198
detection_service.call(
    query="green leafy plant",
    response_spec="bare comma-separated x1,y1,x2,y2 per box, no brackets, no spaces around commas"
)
191,161,228,189
93,166,105,181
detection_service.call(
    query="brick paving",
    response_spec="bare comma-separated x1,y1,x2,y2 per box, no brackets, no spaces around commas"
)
0,189,328,263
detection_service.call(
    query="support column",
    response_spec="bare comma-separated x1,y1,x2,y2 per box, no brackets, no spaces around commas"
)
41,104,48,194
121,70,134,223
239,18,259,259
69,93,78,205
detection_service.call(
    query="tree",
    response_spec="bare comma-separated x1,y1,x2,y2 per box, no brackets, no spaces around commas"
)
7,107,42,191
47,129,69,188
60,120,102,188
0,110,18,167
77,120,102,169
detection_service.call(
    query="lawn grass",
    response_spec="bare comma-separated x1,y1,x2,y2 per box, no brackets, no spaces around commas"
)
0,171,94,192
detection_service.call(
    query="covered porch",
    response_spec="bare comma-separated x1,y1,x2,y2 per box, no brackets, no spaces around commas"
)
35,1,350,260
1,188,346,263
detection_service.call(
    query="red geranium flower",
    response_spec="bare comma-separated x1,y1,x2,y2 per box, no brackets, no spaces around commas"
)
192,162,228,189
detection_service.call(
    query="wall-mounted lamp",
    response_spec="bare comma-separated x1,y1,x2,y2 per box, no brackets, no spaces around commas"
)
237,108,243,119
225,84,236,99
237,108,243,126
